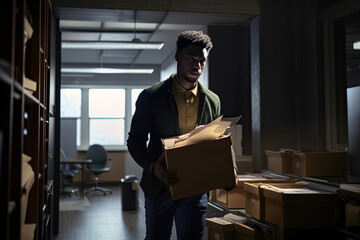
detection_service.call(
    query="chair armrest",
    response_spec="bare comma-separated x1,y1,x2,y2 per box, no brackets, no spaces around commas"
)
107,158,112,169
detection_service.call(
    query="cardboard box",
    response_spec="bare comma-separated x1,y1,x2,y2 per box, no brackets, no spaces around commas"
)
341,185,360,227
233,222,263,240
345,202,360,227
21,223,36,240
244,182,266,220
215,175,269,209
262,183,341,229
206,217,263,240
292,151,346,176
244,182,306,221
163,135,236,200
21,154,35,226
215,175,293,209
206,217,235,240
265,150,292,174
236,155,253,174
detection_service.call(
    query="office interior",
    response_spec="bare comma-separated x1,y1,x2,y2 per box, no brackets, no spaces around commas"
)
2,0,360,239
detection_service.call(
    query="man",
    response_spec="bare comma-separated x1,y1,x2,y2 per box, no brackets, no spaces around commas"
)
127,30,238,240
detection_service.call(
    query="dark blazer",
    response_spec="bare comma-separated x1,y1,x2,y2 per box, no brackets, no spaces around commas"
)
127,75,221,200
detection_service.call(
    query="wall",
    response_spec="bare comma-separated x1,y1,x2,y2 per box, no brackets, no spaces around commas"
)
253,0,326,170
208,25,252,154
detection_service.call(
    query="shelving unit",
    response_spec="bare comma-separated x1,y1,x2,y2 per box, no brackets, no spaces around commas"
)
1,0,56,239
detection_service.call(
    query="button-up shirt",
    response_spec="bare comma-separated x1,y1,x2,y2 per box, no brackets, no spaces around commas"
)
172,77,200,134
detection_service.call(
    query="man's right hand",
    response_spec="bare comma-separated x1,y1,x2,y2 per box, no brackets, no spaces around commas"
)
153,153,179,186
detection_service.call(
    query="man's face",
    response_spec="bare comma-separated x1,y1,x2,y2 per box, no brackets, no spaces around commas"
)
176,45,209,83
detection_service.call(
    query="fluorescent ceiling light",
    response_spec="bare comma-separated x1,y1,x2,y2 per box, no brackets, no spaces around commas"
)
354,41,360,50
62,41,164,50
61,68,154,74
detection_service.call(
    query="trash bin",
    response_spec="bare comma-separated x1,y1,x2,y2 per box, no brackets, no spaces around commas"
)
121,175,138,210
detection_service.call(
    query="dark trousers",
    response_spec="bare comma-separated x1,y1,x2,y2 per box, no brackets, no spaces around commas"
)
144,191,208,240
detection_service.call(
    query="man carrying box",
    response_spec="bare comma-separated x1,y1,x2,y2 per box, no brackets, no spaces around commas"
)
127,30,238,240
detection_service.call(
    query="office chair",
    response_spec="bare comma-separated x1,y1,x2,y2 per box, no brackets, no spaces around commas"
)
85,144,112,195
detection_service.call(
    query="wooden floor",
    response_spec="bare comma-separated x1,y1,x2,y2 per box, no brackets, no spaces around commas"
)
56,184,210,240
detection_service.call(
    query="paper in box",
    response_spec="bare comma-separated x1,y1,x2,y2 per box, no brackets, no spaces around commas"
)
162,116,237,200
206,217,235,240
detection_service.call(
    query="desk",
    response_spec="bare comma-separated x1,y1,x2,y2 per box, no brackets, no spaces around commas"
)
60,159,92,198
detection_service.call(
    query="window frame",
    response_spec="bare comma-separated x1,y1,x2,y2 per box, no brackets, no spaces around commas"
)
60,85,146,151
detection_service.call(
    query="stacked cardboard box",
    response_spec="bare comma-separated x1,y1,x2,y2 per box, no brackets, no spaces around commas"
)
265,149,293,174
266,149,347,177
244,182,307,221
214,175,293,209
341,184,360,228
236,155,253,174
291,151,347,177
244,182,342,229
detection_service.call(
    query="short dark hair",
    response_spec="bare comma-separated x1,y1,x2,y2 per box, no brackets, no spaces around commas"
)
176,30,213,53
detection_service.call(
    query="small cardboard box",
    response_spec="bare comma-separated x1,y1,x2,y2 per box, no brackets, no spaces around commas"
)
163,135,236,200
265,150,292,174
215,175,269,209
206,217,235,240
292,151,346,176
236,155,253,174
262,184,341,229
244,182,306,221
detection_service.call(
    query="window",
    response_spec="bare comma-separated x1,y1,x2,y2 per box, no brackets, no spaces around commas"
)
89,89,125,145
60,88,81,146
60,88,81,117
60,87,145,150
131,89,143,115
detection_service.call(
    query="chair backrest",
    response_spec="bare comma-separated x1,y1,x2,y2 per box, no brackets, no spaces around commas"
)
86,144,107,168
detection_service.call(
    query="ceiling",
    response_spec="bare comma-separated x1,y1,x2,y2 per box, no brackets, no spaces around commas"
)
54,0,259,73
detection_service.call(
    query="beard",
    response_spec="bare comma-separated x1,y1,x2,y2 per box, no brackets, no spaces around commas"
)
184,70,201,83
